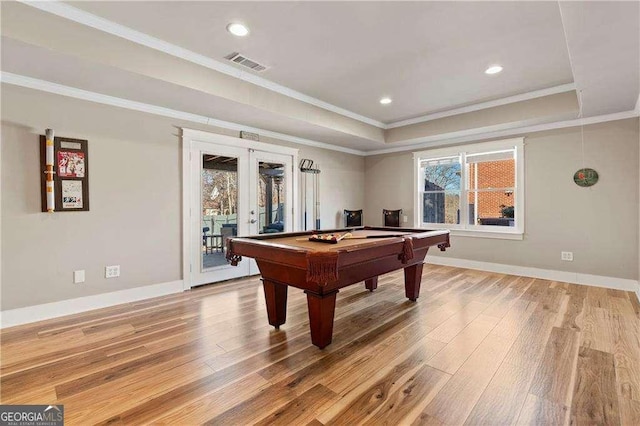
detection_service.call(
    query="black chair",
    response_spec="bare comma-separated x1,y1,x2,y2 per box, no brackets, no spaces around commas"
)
383,209,402,227
202,227,210,246
344,209,363,227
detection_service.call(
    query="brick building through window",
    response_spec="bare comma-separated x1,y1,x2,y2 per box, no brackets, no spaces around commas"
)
468,158,515,226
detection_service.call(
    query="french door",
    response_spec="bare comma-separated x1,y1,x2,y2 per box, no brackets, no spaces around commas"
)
182,129,297,289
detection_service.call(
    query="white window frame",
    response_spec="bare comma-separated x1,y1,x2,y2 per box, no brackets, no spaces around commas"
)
413,138,524,240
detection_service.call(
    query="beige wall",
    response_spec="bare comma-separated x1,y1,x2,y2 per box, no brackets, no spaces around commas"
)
366,118,640,280
1,85,364,310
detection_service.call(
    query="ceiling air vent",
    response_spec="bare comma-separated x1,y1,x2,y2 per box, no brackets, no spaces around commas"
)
224,52,268,72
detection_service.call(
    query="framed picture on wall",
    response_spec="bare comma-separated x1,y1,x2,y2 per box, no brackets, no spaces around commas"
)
40,136,90,212
58,151,85,177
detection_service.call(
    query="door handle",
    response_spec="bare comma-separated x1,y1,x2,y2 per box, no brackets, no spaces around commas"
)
250,219,257,223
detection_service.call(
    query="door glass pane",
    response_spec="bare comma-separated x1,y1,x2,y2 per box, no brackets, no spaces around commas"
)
201,154,238,270
258,161,286,234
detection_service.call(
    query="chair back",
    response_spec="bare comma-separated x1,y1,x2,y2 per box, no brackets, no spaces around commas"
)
344,209,363,227
383,209,402,227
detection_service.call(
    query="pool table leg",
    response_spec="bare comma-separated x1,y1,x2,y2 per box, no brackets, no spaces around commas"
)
263,280,288,329
365,277,378,292
404,262,424,301
305,290,338,349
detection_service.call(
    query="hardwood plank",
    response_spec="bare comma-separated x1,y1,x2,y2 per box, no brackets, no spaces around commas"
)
318,338,444,424
464,304,558,425
464,359,534,426
103,301,413,424
425,301,488,343
581,305,615,353
559,286,586,331
2,345,152,401
419,333,513,425
410,413,444,426
362,365,450,425
256,300,420,383
608,288,630,299
481,277,534,319
515,393,569,425
203,380,300,424
491,298,538,341
529,326,580,405
1,319,197,376
426,314,499,374
66,360,217,425
586,286,611,310
254,384,337,426
610,298,640,402
618,397,640,426
570,347,621,425
321,325,444,397
54,340,220,399
148,373,270,425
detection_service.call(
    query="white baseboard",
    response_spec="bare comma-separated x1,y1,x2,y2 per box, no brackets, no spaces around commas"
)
0,280,184,329
427,255,640,300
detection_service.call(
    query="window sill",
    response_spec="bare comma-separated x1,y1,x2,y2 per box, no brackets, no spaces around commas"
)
449,229,524,240
418,224,524,240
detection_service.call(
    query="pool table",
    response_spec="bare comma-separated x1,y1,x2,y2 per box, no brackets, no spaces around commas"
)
226,226,450,349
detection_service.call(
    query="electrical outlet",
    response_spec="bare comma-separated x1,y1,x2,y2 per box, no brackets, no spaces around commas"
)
561,252,573,261
105,265,120,278
74,270,85,284
403,215,408,223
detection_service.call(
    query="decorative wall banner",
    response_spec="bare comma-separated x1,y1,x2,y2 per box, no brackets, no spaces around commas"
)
40,135,90,212
44,129,55,212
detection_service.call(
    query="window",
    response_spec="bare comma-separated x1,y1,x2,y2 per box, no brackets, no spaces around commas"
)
413,138,524,239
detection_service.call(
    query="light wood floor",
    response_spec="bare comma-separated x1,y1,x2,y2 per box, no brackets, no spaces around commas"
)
2,265,639,425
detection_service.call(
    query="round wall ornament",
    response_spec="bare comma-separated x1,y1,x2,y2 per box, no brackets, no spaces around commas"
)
573,168,599,187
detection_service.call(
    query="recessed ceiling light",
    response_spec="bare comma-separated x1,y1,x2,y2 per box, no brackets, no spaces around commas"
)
379,97,392,105
485,65,503,75
227,23,249,37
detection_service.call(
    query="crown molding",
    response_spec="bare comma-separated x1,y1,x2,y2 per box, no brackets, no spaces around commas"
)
0,72,367,156
19,0,386,129
3,72,637,158
366,109,639,156
385,83,577,129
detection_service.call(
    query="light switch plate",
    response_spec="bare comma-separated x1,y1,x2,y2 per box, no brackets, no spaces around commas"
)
74,270,85,284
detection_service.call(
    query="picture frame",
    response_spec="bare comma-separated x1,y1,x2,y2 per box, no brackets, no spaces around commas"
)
40,135,90,212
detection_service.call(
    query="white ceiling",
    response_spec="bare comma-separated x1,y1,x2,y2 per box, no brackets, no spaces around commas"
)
1,1,639,154
71,1,576,123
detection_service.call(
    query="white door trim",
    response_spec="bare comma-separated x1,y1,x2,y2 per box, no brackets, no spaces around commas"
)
181,128,299,290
